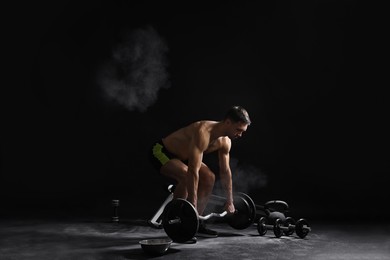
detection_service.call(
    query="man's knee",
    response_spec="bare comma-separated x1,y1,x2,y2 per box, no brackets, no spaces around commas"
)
200,169,215,188
207,171,216,185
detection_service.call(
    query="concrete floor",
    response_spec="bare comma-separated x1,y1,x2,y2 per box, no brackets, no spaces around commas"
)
0,217,389,260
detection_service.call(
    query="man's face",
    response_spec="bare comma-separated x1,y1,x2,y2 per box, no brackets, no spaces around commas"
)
227,120,248,139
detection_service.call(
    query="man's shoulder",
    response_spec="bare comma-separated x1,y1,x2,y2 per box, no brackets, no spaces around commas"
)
219,136,231,145
190,120,215,131
217,136,231,153
192,120,215,126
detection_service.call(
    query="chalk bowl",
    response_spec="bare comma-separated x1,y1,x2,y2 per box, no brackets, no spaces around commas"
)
139,238,172,256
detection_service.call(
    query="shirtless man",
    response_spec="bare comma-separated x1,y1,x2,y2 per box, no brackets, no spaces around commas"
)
150,106,251,236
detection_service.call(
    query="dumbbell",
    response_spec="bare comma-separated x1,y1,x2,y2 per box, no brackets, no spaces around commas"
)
257,216,311,238
111,199,120,223
254,200,289,218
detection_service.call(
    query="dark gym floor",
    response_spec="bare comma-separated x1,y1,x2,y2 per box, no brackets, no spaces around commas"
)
1,216,389,260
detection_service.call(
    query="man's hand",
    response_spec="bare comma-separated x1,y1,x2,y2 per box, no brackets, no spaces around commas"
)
224,201,235,214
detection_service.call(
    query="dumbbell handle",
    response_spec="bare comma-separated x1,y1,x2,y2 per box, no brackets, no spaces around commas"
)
262,224,276,230
255,201,289,213
267,223,311,232
262,223,294,231
303,226,311,231
286,224,311,232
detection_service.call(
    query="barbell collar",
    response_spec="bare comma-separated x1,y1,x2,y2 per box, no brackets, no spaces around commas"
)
279,225,294,231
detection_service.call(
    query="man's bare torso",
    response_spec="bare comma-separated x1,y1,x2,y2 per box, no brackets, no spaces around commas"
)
162,120,227,161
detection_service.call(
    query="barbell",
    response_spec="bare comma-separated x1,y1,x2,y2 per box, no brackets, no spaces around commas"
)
162,193,256,243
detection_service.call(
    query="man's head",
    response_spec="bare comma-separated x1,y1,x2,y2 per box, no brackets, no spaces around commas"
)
224,106,251,125
223,106,251,139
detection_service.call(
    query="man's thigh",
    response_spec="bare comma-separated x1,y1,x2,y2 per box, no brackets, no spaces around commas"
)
160,159,188,181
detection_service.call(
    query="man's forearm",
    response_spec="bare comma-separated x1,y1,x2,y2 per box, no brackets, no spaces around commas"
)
187,166,199,207
220,169,233,203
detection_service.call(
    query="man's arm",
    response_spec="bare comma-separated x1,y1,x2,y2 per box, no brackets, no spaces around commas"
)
218,137,235,213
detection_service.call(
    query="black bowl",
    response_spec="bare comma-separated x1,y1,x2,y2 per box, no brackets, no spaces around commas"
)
139,238,172,256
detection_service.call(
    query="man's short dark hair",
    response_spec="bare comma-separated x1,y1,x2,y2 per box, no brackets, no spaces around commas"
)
224,106,251,125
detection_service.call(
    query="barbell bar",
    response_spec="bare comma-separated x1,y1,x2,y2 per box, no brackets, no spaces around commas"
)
162,193,255,242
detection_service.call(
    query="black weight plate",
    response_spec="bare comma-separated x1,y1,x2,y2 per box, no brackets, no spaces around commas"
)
273,218,283,238
162,199,199,243
296,218,310,239
235,192,256,225
283,217,295,236
227,195,252,230
257,217,267,236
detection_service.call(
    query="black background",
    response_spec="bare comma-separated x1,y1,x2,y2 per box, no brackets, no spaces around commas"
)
1,1,388,222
